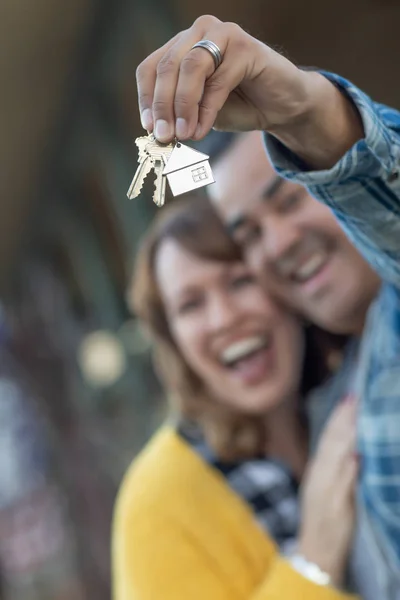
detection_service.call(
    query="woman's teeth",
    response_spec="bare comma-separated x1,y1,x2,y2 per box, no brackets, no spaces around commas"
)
220,335,269,366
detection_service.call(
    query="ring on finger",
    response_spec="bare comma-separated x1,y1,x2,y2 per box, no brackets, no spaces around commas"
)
191,39,223,71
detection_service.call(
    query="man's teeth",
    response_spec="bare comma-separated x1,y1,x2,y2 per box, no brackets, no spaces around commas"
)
294,253,327,282
221,336,268,365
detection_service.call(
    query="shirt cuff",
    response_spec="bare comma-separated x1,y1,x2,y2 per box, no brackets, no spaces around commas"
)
263,71,400,187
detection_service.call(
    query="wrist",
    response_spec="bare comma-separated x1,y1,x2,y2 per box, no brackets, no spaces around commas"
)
266,70,325,135
268,70,364,170
298,537,345,587
288,554,332,587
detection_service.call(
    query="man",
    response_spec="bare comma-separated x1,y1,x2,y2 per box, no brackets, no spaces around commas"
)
206,129,382,598
136,14,400,598
207,130,380,336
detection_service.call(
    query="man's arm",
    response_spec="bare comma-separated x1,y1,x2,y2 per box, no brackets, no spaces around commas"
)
135,15,400,284
265,73,400,287
268,71,365,170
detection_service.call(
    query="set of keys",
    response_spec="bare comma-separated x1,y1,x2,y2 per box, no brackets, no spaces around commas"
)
127,132,214,207
127,134,174,207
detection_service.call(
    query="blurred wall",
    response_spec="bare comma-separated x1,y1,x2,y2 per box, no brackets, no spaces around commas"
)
0,0,96,283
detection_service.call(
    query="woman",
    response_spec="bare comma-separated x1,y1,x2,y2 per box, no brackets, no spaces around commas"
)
113,196,358,599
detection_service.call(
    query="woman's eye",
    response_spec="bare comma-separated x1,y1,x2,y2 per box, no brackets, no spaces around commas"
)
230,274,254,289
177,299,201,315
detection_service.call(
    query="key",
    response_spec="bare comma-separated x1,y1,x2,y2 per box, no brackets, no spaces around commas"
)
127,153,153,199
126,132,214,205
127,134,172,201
136,135,151,159
144,135,174,165
127,135,154,199
145,135,174,206
152,159,167,207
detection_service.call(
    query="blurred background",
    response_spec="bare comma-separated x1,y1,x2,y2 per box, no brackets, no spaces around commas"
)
0,0,399,598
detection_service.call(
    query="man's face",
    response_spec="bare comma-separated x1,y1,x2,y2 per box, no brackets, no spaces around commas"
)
208,132,380,334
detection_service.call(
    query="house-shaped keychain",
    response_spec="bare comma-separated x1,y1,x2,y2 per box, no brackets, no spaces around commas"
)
163,142,215,196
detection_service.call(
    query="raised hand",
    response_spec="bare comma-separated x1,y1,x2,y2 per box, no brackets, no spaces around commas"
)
136,15,363,169
136,15,313,143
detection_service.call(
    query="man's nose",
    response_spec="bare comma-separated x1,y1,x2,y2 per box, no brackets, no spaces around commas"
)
262,216,300,262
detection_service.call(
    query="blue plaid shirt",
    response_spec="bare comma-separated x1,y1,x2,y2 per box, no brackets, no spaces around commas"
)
265,73,400,572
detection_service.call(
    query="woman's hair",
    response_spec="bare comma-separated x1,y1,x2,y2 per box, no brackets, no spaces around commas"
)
131,195,346,461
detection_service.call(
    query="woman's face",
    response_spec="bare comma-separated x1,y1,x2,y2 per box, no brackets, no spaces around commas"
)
155,239,304,414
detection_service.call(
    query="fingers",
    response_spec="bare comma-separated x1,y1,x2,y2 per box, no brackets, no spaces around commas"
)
194,48,247,139
136,15,222,140
136,32,182,132
152,27,215,141
173,26,229,140
135,16,253,142
336,454,359,504
323,395,357,439
316,396,358,463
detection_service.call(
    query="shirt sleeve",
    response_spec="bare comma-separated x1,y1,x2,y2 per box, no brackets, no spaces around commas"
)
264,71,400,288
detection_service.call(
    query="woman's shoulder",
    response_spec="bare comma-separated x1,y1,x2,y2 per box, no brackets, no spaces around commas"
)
114,425,214,520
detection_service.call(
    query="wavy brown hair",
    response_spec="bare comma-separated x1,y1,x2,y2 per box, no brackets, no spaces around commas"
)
130,195,346,461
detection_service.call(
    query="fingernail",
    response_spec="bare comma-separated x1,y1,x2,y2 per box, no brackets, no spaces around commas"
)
194,123,202,139
155,119,172,142
175,118,188,139
141,109,153,131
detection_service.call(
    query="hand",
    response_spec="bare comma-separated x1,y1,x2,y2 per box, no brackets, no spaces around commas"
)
136,15,315,141
298,396,358,586
136,16,363,168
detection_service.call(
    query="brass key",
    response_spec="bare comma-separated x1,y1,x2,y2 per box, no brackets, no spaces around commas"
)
144,135,174,206
145,135,174,165
152,159,167,207
126,132,214,205
127,155,153,199
127,136,154,199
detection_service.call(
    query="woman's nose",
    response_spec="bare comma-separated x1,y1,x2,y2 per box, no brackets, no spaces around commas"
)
207,294,239,332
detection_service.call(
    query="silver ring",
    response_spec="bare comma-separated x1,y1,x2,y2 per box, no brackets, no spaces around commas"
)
191,39,223,71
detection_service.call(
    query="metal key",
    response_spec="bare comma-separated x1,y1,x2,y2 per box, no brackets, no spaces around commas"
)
127,131,215,204
127,136,154,199
127,134,174,203
143,134,174,206
145,135,174,165
152,159,167,207
127,154,153,199
146,136,174,206
136,135,151,158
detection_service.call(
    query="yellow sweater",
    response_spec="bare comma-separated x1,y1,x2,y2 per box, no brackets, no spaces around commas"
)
113,427,357,600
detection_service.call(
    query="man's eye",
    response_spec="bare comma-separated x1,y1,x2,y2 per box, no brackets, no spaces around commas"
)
278,192,303,212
